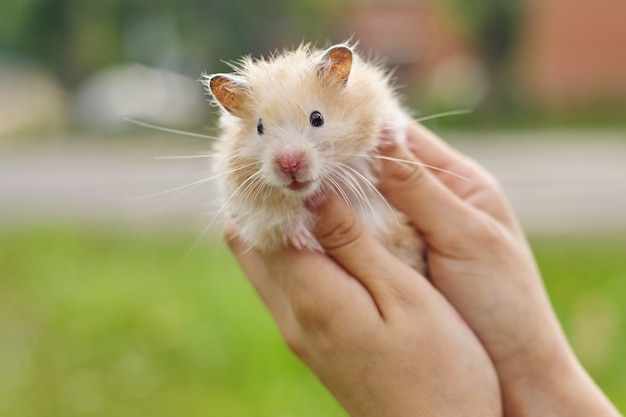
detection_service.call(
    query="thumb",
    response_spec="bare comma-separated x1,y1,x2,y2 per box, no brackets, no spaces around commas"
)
312,191,399,274
310,192,422,310
377,140,478,245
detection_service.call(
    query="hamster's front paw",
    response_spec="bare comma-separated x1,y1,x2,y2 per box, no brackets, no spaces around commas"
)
377,126,397,148
284,222,316,251
377,119,408,149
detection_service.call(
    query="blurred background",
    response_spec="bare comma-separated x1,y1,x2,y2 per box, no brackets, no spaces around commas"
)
1,0,625,416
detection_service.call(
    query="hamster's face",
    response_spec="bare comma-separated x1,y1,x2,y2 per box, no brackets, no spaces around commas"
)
227,90,334,198
208,44,380,199
256,109,324,196
230,83,378,200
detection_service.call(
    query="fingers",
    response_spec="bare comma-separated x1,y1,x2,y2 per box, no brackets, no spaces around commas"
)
266,242,384,332
226,218,383,340
223,220,293,330
378,139,479,245
309,192,426,310
405,122,470,178
381,122,519,236
312,192,401,272
411,123,520,225
261,191,426,321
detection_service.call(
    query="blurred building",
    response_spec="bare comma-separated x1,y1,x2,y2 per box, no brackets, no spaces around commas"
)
343,2,486,109
344,0,626,111
516,0,626,109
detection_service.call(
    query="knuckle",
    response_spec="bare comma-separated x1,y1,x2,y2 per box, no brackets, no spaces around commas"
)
483,172,503,191
467,214,508,248
480,172,506,198
392,158,425,183
434,211,509,259
315,212,364,251
387,159,428,190
465,158,506,197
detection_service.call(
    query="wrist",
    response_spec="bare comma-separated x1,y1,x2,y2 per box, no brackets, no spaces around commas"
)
498,332,621,417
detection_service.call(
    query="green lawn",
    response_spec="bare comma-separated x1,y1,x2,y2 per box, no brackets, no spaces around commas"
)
0,226,624,416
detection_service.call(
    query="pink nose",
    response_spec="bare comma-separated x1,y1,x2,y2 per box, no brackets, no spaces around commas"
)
277,152,303,174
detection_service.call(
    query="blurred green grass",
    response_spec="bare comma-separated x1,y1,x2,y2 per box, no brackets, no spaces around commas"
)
0,226,624,416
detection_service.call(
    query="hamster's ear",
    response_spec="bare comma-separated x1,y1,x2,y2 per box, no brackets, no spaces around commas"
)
318,45,353,86
204,74,248,116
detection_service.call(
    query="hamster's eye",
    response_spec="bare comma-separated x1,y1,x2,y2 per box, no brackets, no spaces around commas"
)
257,119,264,135
310,111,324,127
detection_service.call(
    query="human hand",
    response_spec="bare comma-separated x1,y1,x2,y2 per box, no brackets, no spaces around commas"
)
225,194,501,417
378,121,622,417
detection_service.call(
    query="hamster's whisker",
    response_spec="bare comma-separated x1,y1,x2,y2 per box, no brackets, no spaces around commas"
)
156,161,251,212
333,172,366,211
243,180,262,207
234,242,256,258
130,177,216,202
123,117,219,140
336,162,402,230
369,155,470,181
155,154,219,160
339,170,378,222
341,152,470,182
156,180,204,213
130,163,257,201
324,164,361,210
240,175,266,208
415,108,472,123
321,167,354,210
328,163,373,214
233,172,265,210
185,171,262,261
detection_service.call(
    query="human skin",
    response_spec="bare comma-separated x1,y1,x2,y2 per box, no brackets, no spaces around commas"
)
375,122,622,417
225,206,501,414
225,121,622,417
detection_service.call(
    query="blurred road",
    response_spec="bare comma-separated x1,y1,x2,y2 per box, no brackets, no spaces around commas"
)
1,130,625,235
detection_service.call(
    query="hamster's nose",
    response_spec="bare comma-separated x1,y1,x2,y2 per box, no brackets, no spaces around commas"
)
277,152,303,174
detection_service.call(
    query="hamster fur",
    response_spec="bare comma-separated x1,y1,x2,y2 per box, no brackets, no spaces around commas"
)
203,43,426,273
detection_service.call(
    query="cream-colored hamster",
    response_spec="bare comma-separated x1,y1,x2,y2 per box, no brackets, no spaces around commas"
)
203,43,425,272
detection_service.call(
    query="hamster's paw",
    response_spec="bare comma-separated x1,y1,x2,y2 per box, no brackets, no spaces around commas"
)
308,238,324,253
378,126,396,148
377,125,406,150
284,223,314,250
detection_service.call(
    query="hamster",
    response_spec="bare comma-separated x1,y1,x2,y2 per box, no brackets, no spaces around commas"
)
203,43,426,273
